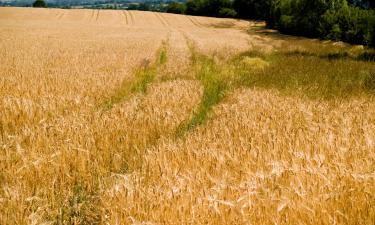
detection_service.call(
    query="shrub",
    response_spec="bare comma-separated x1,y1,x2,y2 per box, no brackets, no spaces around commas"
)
218,7,237,18
279,15,296,33
328,24,342,40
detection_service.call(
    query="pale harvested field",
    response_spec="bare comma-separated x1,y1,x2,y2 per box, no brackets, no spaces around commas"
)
1,7,375,225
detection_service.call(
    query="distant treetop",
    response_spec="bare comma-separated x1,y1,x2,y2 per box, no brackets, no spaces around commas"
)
33,0,47,8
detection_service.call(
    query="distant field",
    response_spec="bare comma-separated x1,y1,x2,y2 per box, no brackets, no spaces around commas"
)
1,7,375,225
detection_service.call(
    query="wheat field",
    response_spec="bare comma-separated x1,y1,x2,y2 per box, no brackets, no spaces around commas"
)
1,7,375,225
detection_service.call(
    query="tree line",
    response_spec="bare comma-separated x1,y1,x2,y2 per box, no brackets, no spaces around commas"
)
167,0,375,47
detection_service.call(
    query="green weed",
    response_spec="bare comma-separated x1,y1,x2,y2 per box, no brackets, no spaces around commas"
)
56,182,101,225
99,43,168,110
234,50,375,99
176,50,229,137
364,69,375,93
177,45,375,137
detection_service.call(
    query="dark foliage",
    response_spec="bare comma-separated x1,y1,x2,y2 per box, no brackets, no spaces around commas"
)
167,2,186,14
267,0,375,47
33,0,46,8
185,0,234,17
233,0,272,19
167,0,375,47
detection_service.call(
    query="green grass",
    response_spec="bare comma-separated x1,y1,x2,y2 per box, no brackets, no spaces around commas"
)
56,183,101,225
176,50,230,137
158,42,168,65
364,69,375,93
100,42,168,110
233,50,375,99
130,67,157,94
177,44,375,137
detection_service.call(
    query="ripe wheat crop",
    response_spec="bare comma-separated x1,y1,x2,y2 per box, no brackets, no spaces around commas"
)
1,7,375,225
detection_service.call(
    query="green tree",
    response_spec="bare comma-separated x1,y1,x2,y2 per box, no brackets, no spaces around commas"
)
185,0,233,17
233,0,272,19
33,0,46,8
167,2,186,14
186,0,204,15
138,3,150,11
127,4,138,10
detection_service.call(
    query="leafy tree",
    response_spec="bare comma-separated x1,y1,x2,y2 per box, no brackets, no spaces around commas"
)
138,3,150,11
33,0,46,8
185,0,232,17
182,0,375,47
167,2,186,14
319,4,375,45
233,0,272,19
127,4,138,10
268,0,349,36
185,0,202,15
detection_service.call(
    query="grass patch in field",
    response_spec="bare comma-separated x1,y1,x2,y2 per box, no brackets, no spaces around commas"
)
158,42,168,65
177,45,375,136
100,42,168,110
283,48,375,62
56,183,101,225
129,67,157,94
364,69,375,93
176,50,229,137
233,50,375,99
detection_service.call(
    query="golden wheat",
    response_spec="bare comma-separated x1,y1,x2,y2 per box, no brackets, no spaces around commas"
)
1,7,374,225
